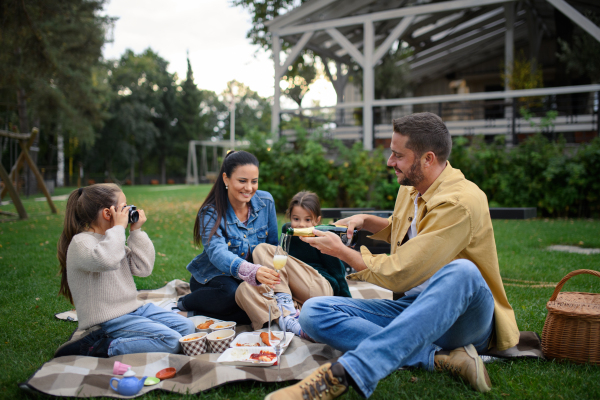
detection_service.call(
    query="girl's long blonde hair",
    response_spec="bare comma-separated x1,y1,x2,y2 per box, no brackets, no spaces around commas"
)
57,183,121,304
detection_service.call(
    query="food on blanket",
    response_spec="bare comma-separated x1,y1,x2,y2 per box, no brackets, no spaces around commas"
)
230,348,250,360
249,350,277,362
197,320,214,329
156,367,176,380
209,321,236,330
260,332,279,346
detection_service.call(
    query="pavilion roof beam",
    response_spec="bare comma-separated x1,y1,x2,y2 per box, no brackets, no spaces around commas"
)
546,0,600,42
276,0,517,37
405,15,521,66
310,24,368,49
286,34,351,65
326,28,366,67
372,16,415,66
413,9,522,55
309,17,399,51
277,31,314,79
318,21,404,56
294,0,381,26
404,10,465,38
410,7,503,46
409,24,528,81
409,22,526,72
265,0,338,31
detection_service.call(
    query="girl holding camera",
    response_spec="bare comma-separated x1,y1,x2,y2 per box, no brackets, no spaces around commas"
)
55,183,195,358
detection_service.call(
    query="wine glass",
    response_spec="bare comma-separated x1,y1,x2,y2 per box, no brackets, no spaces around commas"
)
262,242,287,352
275,330,286,381
262,243,288,299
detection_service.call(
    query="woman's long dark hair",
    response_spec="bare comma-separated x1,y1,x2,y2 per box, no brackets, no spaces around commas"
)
57,183,121,304
193,150,259,246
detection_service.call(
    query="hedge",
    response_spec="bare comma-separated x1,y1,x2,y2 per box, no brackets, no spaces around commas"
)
248,128,600,218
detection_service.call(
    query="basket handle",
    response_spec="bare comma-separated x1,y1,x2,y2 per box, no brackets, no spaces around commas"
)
549,269,600,301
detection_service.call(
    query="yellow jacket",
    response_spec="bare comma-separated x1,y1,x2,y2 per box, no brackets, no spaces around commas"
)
347,163,520,351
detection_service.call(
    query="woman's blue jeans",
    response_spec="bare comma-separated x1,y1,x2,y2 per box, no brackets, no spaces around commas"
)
299,259,495,398
100,303,196,356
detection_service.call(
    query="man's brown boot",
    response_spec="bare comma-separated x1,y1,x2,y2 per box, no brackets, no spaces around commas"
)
434,344,492,393
265,362,348,400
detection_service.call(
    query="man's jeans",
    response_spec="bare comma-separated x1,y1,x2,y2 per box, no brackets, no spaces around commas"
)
100,303,196,356
299,259,495,398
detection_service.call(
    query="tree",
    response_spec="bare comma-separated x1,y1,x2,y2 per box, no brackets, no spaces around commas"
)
91,49,179,184
218,80,271,140
557,11,600,83
1,0,113,189
230,0,309,51
0,0,113,142
178,53,204,141
282,56,317,110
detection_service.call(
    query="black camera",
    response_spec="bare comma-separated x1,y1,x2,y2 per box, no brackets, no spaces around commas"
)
126,205,139,224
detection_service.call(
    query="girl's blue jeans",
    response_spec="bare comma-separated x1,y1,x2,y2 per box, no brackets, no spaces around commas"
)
100,303,195,356
299,259,495,398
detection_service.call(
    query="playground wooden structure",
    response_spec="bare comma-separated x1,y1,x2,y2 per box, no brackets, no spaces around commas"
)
0,127,57,220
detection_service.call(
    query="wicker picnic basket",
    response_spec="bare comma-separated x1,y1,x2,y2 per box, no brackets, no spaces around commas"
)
541,269,600,364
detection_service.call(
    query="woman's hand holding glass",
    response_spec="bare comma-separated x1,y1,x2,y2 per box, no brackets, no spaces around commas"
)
256,266,280,287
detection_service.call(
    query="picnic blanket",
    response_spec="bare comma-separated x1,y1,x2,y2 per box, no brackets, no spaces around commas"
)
24,280,544,398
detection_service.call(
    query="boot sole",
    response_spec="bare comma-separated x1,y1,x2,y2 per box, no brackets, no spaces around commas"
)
464,344,492,393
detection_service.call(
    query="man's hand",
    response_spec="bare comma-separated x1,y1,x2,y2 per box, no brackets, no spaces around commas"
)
300,229,346,258
302,227,369,272
334,215,365,243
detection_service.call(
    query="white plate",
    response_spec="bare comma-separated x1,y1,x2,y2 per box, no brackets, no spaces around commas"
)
216,347,277,367
229,331,293,354
189,315,223,332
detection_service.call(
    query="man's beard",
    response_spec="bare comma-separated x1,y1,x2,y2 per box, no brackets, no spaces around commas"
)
399,158,424,187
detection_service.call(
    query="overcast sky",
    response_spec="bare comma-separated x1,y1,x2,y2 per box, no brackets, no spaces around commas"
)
101,0,336,107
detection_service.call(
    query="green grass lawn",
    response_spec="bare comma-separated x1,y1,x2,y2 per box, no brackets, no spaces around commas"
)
1,185,599,399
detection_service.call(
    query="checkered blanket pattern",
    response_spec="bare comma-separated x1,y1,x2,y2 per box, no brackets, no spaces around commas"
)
25,280,544,398
180,337,207,356
208,336,235,353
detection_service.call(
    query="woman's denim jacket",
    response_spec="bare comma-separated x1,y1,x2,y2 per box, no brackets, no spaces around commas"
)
186,190,279,285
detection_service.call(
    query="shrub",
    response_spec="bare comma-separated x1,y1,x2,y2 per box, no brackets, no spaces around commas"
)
247,128,395,211
249,126,600,218
450,134,600,217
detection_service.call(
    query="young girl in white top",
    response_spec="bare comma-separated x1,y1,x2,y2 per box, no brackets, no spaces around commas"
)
55,183,194,358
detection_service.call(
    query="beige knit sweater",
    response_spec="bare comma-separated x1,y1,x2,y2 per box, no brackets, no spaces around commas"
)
66,225,155,330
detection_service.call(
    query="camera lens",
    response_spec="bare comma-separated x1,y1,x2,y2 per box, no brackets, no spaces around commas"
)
127,205,139,224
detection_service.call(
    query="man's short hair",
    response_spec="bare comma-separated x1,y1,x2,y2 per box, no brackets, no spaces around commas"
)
392,112,452,163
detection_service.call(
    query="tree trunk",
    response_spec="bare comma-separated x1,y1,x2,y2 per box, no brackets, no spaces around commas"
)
16,88,29,195
139,156,145,185
160,156,166,185
25,116,41,195
57,131,64,187
130,156,135,185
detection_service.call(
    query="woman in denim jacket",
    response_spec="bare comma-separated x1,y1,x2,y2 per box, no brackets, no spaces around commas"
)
177,151,280,323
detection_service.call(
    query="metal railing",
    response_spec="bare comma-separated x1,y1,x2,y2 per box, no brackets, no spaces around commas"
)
279,85,600,145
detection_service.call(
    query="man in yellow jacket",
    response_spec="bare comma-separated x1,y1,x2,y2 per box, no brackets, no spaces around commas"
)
265,112,519,400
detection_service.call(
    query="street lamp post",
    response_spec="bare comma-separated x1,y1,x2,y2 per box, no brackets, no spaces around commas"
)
229,101,235,151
